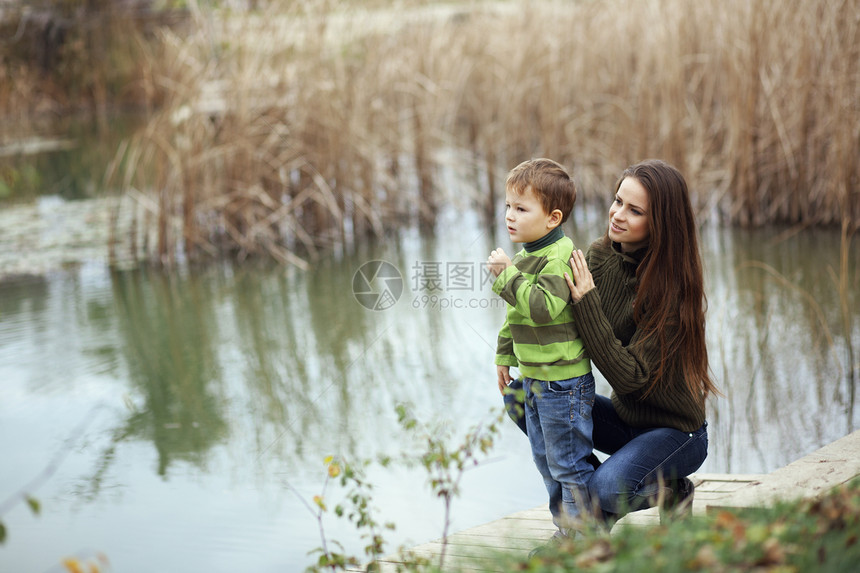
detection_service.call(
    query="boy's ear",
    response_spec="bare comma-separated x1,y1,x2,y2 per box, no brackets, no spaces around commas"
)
547,209,563,228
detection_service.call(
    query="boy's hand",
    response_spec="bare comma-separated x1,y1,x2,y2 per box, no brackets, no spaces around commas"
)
486,248,513,277
496,365,512,394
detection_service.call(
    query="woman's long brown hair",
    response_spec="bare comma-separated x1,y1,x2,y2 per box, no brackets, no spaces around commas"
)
610,160,720,400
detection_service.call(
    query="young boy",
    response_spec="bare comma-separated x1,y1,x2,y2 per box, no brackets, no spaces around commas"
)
486,158,595,537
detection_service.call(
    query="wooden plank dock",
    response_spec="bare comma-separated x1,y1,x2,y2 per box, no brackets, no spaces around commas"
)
352,429,860,572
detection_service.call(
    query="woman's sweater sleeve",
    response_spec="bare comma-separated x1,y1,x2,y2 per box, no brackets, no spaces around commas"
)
570,289,655,396
568,242,706,431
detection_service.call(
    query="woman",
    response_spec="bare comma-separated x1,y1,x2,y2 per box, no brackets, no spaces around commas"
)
563,159,719,526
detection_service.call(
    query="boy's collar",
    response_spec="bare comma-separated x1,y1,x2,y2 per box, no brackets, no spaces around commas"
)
523,226,564,253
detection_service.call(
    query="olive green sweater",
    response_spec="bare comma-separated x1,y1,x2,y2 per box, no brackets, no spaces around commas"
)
569,240,706,432
493,233,591,382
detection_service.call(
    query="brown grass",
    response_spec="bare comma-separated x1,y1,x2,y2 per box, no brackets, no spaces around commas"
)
105,0,859,267
0,0,183,117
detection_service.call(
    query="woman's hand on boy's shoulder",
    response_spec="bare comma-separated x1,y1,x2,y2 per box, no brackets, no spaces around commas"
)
565,249,595,303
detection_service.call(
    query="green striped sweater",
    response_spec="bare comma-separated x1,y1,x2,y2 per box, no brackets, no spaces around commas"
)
493,234,591,381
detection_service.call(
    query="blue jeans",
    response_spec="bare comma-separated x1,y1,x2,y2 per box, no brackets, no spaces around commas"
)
589,394,708,522
524,373,596,529
506,388,708,526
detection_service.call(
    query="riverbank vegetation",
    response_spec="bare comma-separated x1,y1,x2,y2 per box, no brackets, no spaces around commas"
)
299,430,860,572
494,478,860,573
0,0,185,118
2,0,858,268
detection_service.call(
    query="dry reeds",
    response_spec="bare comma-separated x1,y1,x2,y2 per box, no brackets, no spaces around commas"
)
0,0,181,116
111,0,860,268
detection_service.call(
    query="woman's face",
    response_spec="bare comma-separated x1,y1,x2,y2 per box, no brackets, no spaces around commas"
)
608,176,650,252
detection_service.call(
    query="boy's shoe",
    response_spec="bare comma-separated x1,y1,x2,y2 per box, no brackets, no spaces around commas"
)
659,477,695,524
527,530,569,560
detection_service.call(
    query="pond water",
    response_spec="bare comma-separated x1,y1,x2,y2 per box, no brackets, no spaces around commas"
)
1,152,858,572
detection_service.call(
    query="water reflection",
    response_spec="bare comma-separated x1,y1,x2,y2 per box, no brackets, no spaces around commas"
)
110,270,229,477
0,211,857,572
0,116,143,201
703,225,858,473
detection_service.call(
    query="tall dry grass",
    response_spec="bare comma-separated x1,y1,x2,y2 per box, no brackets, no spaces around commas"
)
111,0,860,268
0,0,184,117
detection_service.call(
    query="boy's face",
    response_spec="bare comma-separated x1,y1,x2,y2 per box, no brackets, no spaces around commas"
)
504,186,559,244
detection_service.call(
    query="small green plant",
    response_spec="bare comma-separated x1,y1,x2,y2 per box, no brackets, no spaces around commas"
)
290,405,506,571
395,404,505,569
287,455,397,572
0,495,40,544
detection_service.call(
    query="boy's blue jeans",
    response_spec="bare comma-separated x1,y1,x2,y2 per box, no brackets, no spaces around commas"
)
524,373,596,530
507,386,708,527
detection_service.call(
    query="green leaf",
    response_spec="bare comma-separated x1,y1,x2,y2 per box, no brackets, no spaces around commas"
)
0,521,6,544
25,496,41,515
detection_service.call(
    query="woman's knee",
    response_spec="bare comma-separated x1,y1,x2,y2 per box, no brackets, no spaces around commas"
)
592,467,655,515
589,470,626,513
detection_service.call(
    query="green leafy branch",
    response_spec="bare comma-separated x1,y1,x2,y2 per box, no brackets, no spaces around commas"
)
289,405,506,572
396,404,505,569
287,455,398,572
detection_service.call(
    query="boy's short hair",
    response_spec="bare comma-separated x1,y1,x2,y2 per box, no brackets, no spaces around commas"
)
506,158,577,223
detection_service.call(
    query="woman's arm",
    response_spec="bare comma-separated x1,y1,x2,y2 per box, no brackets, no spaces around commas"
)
571,290,655,396
565,249,656,396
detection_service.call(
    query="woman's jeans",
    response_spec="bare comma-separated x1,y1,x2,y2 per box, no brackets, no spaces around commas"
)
523,373,596,529
589,394,708,521
506,384,708,527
